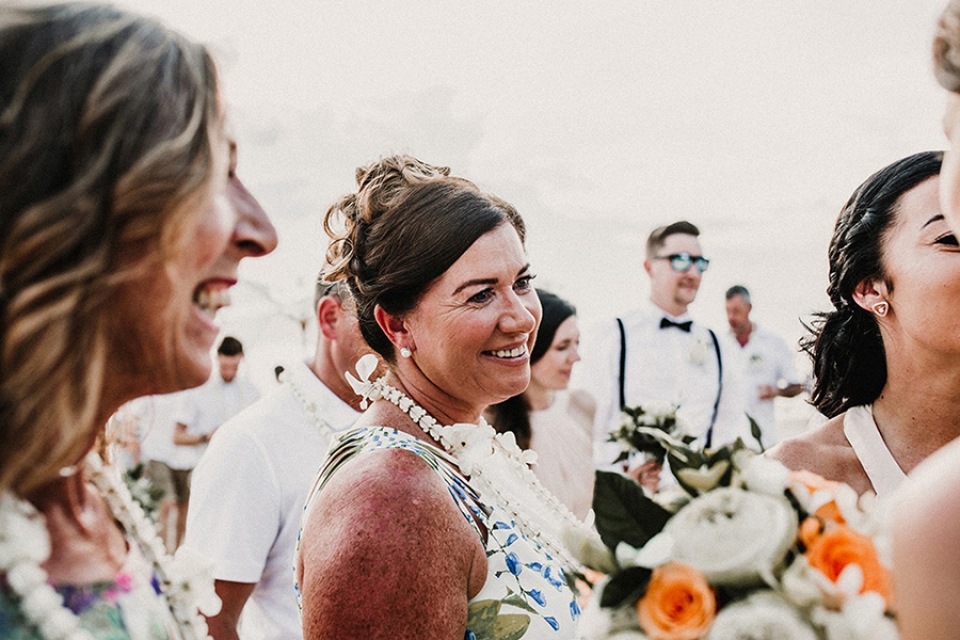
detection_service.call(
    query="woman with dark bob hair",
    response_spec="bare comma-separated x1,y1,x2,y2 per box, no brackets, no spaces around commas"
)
769,150,960,499
295,155,588,639
486,289,595,520
0,4,276,636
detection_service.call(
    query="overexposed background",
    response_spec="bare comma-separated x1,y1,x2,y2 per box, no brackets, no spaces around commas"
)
119,0,949,406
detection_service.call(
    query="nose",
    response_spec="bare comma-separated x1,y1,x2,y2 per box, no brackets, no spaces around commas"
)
228,174,278,257
499,289,539,336
569,343,581,364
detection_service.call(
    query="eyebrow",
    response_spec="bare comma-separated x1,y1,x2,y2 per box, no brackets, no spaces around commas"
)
922,214,945,229
452,263,531,296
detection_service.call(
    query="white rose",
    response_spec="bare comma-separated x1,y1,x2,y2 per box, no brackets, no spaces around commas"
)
663,487,797,586
705,591,818,640
781,555,828,610
643,400,675,421
812,592,898,640
736,452,790,497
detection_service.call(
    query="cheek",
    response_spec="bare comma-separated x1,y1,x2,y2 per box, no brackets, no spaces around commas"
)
191,195,234,268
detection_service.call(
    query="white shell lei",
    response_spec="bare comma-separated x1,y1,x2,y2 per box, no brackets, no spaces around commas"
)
283,369,336,440
0,452,221,640
346,353,602,573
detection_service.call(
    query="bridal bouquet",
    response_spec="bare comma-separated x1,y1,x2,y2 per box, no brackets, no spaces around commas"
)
569,432,897,640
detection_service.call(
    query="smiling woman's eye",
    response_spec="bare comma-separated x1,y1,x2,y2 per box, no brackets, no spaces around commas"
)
469,288,493,304
515,274,536,291
936,233,960,246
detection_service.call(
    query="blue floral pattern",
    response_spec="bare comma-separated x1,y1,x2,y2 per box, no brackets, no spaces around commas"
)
299,427,579,639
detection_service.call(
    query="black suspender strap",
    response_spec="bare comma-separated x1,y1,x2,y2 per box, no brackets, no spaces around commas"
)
616,318,626,410
704,328,723,448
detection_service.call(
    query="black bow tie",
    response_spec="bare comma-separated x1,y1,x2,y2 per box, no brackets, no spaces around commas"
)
660,317,692,332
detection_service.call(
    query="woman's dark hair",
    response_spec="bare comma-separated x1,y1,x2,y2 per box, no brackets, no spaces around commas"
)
488,290,576,449
804,151,942,418
322,155,525,363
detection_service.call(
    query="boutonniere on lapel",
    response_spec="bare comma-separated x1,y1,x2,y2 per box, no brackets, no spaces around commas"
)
689,338,709,366
749,353,764,369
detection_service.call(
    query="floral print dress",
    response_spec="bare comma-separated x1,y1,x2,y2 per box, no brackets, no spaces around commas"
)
298,427,580,640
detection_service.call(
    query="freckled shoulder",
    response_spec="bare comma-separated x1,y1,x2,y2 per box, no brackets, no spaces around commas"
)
766,412,871,494
298,447,487,639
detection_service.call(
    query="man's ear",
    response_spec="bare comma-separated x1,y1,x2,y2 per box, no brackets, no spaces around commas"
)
852,279,889,313
374,304,411,353
643,259,653,276
317,296,342,341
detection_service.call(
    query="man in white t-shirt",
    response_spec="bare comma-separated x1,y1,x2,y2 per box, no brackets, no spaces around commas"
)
171,336,260,547
724,285,803,449
183,281,369,640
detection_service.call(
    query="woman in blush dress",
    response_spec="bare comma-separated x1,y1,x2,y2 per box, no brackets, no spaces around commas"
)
486,290,595,521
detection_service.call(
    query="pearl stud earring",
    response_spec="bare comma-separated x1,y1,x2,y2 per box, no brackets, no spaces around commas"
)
400,347,412,358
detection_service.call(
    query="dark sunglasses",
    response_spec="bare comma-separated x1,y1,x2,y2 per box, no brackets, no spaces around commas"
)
652,252,710,273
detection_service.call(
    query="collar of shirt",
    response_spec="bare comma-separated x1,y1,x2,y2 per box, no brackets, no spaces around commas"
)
290,359,361,431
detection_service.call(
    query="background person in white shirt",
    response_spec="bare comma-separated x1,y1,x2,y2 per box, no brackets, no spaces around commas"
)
183,280,368,640
724,285,803,449
579,221,745,489
171,335,260,547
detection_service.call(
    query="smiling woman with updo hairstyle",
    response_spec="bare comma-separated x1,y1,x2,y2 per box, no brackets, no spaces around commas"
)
0,4,276,637
768,151,960,500
295,155,584,639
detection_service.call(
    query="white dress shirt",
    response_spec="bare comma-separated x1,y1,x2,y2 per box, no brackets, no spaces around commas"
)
577,300,746,465
725,324,803,448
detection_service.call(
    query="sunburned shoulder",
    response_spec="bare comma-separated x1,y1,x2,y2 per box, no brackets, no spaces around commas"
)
766,413,871,494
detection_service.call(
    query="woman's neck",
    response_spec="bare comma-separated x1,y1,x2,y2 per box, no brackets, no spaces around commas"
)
524,381,556,412
872,346,960,473
28,470,127,585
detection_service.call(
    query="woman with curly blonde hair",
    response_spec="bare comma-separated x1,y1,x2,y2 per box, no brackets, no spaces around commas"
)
0,4,276,637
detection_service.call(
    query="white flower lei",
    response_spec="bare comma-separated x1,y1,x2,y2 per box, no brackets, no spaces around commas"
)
346,354,602,573
0,452,220,640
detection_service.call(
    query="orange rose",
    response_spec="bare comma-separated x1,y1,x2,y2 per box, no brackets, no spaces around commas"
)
790,470,845,523
805,524,891,606
636,562,716,640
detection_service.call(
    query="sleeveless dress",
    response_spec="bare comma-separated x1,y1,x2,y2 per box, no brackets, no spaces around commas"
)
297,427,580,639
843,404,907,499
0,543,180,639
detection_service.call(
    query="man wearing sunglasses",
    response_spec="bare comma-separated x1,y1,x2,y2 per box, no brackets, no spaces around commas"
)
582,220,746,487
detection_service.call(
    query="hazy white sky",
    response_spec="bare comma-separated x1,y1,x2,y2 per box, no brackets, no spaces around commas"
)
119,0,951,385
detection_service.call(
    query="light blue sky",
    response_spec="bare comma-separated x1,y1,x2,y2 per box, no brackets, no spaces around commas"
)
121,0,951,386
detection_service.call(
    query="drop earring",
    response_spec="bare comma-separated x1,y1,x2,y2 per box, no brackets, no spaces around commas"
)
872,301,889,317
400,347,412,358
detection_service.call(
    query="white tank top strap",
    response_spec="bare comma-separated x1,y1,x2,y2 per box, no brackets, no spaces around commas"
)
842,404,906,498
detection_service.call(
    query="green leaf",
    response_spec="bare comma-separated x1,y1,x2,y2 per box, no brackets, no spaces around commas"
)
599,566,652,608
593,470,672,551
466,600,531,640
501,593,538,615
747,413,765,452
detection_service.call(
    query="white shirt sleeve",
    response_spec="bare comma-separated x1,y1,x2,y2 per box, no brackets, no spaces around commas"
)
183,423,282,582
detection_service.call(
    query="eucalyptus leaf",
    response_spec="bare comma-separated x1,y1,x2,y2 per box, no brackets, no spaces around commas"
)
593,471,672,551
